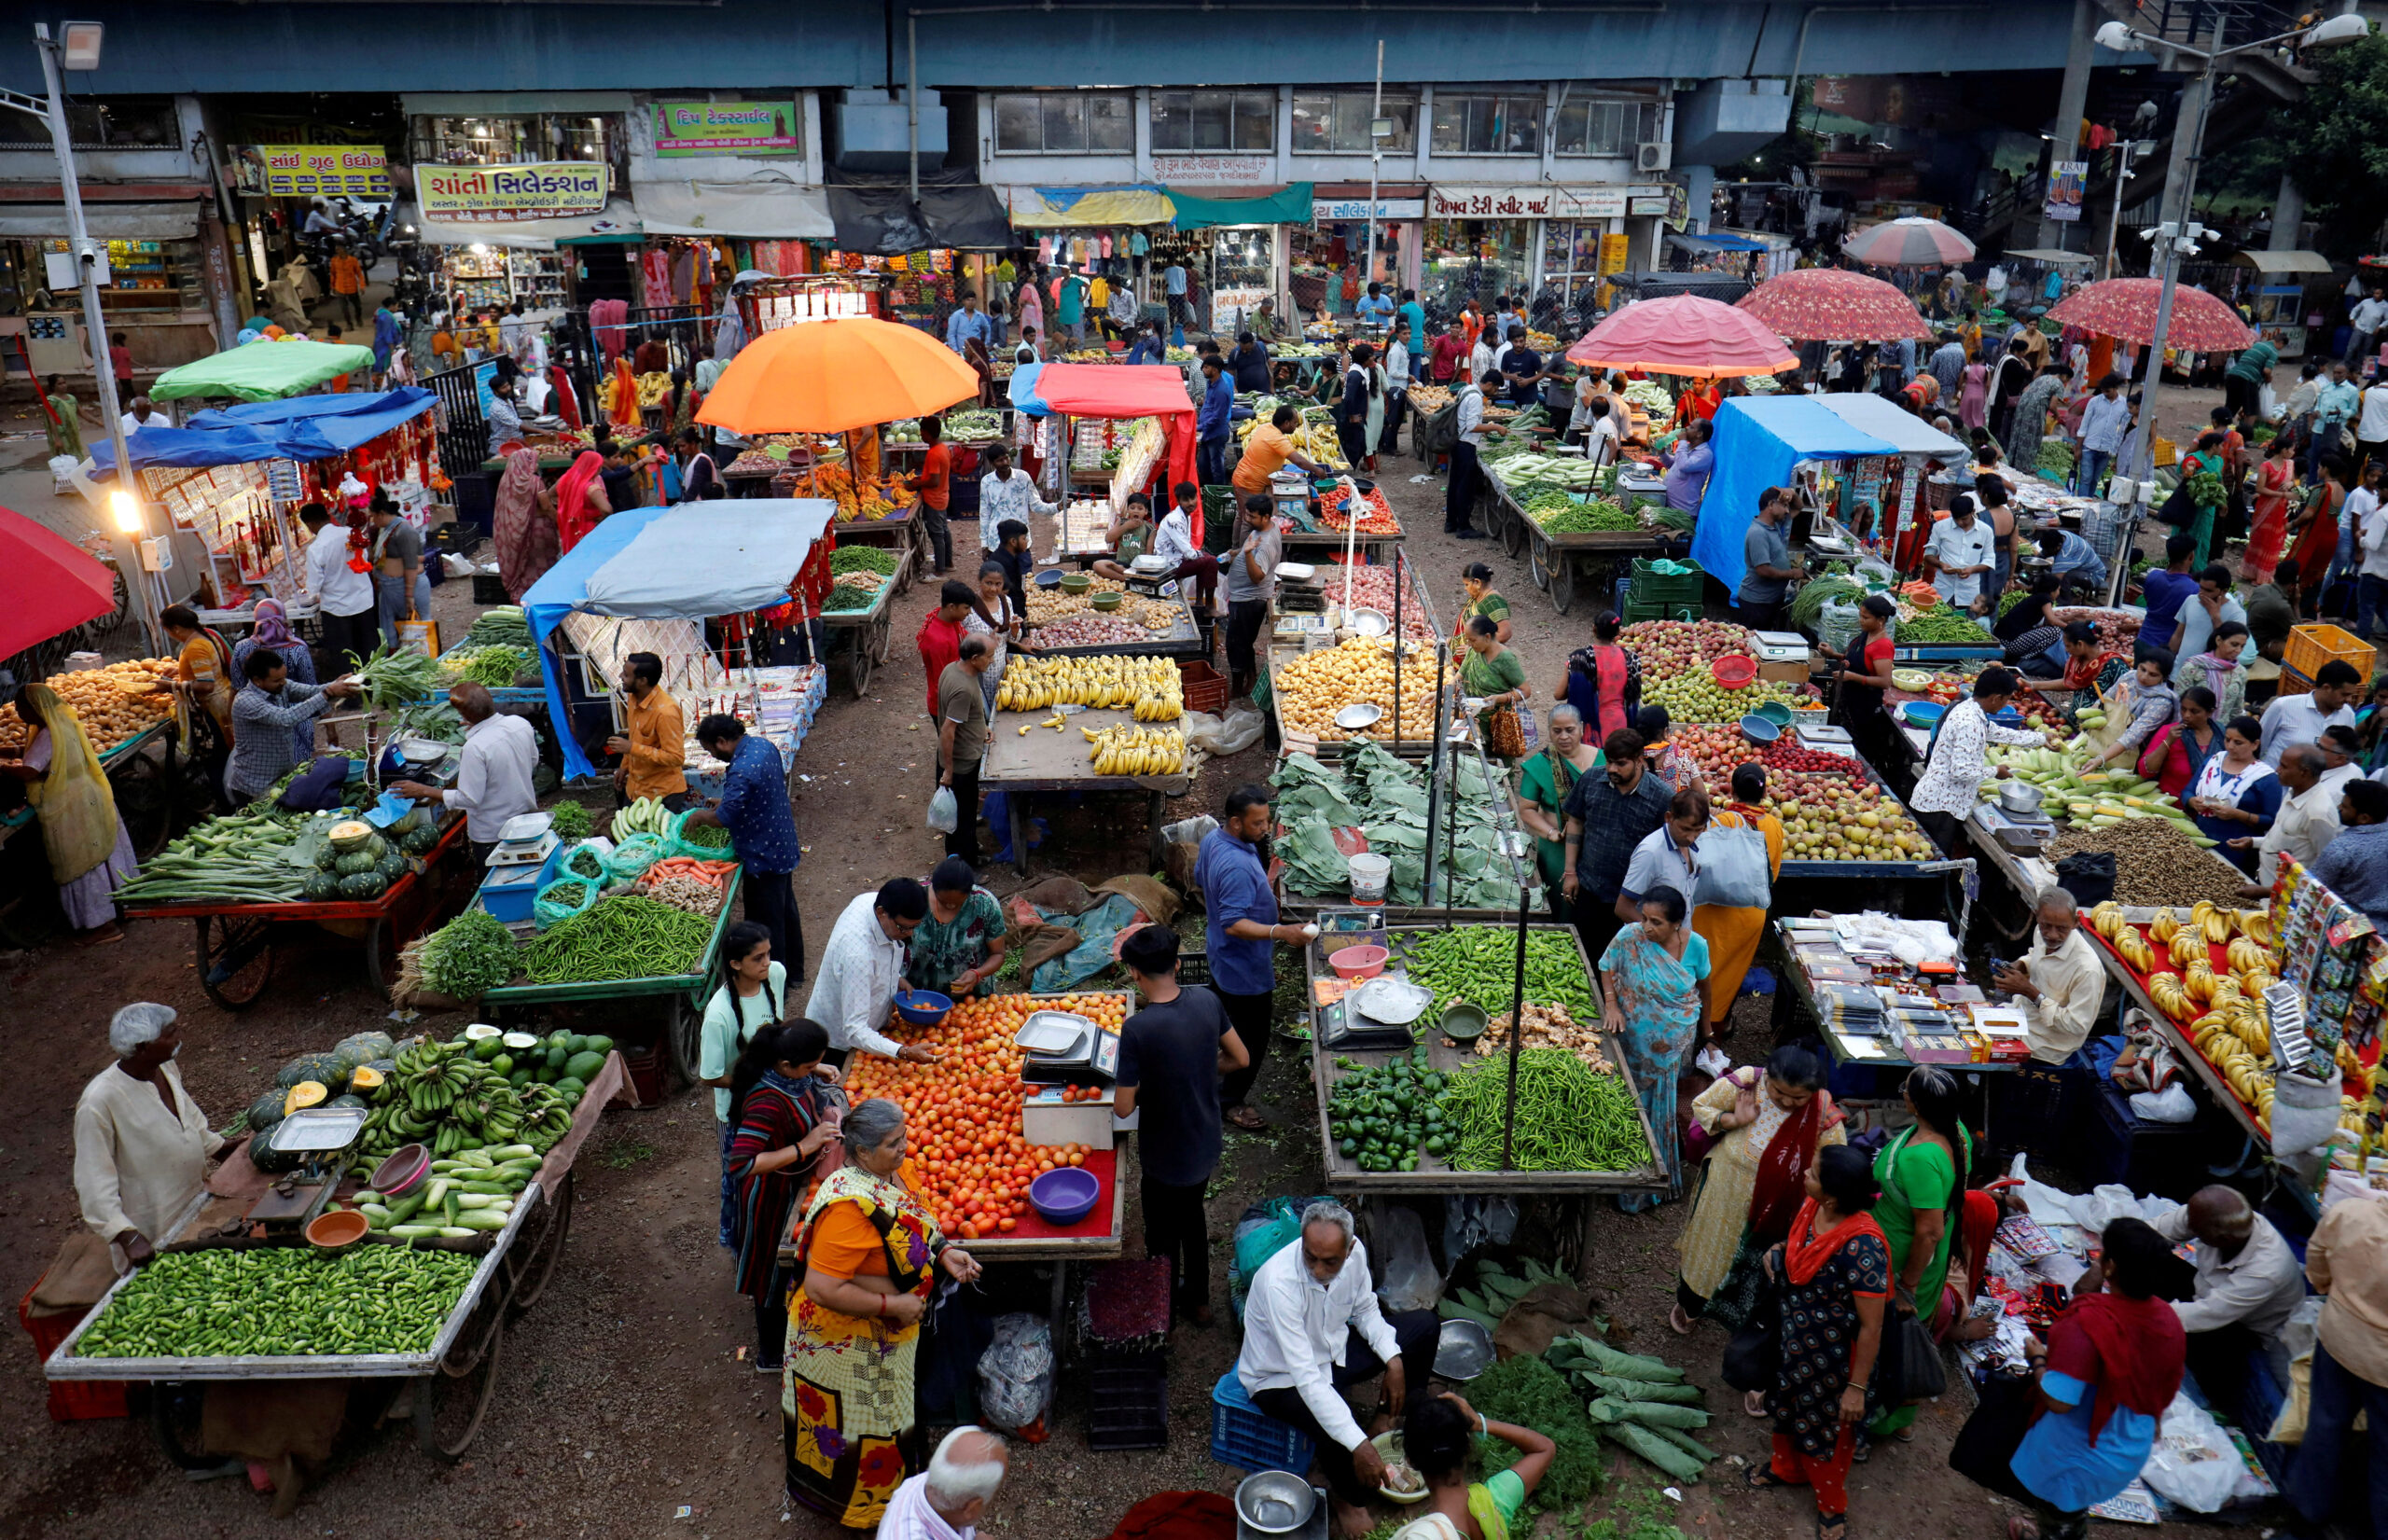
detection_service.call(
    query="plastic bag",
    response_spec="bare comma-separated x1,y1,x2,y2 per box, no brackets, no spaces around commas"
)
605,831,667,883
2141,1394,2244,1512
664,807,738,861
533,871,600,928
2128,1083,2197,1123
1231,1195,1334,1321
1184,702,1265,758
927,784,959,834
1369,1203,1441,1312
2270,1068,2342,1156
1160,814,1219,847
975,1313,1055,1435
1442,1196,1519,1267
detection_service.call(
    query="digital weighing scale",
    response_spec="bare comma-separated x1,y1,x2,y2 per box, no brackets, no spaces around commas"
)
1976,805,2056,856
240,1105,370,1230
1748,631,1812,665
1016,1010,1121,1088
1795,722,1860,758
487,830,560,869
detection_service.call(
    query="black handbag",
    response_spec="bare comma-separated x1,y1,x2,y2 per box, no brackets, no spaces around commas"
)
1871,1306,1949,1404
2155,479,2199,528
1720,1259,1782,1394
2054,850,2117,909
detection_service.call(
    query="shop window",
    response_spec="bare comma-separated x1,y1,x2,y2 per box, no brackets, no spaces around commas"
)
1554,97,1659,157
1290,91,1418,155
1149,90,1275,154
0,96,180,151
412,114,618,169
1429,94,1543,157
991,91,1134,155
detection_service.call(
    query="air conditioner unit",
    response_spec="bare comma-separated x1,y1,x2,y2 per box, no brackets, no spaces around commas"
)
1635,141,1673,173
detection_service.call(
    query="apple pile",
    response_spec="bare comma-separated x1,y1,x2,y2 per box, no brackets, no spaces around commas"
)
1772,774,1935,862
1620,619,1755,663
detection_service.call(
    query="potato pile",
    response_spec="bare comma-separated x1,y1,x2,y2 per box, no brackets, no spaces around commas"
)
0,659,175,755
1273,636,1453,742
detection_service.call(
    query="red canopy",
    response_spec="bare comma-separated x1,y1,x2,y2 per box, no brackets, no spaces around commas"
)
0,506,117,659
1737,268,1931,342
1566,294,1798,378
1027,362,1198,518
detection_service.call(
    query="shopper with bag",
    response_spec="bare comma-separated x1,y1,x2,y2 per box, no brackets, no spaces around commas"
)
2287,1186,2388,1538
1459,615,1530,763
1690,763,1784,1039
723,1018,840,1373
367,494,433,652
1599,885,1711,1212
1868,1066,1974,1442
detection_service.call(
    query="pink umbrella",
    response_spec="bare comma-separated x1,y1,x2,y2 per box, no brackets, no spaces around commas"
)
2047,279,2255,351
1843,216,1976,268
1565,293,1798,378
1737,268,1932,342
0,507,116,659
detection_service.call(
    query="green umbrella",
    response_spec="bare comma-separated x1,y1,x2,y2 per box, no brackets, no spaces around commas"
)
152,340,375,402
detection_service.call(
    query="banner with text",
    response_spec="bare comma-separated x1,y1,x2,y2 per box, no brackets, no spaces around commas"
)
653,101,801,157
1426,185,1668,221
420,162,610,222
233,145,391,199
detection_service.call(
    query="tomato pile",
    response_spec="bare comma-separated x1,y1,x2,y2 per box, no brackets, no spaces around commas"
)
845,992,1125,1241
1318,482,1401,534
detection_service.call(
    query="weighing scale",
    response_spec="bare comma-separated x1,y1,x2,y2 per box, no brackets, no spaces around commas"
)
241,1105,370,1230
1016,1010,1121,1088
1268,470,1313,529
1795,722,1860,758
1975,805,2056,857
487,830,560,869
1748,631,1811,666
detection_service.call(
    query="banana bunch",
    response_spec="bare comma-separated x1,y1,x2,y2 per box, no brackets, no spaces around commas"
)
2150,908,2181,946
2169,926,2207,970
2089,901,2128,941
2188,900,2234,945
1086,725,1186,777
1290,421,1347,471
997,654,1184,717
2226,936,2269,975
2114,925,2156,973
2240,908,2274,949
2149,970,2192,1019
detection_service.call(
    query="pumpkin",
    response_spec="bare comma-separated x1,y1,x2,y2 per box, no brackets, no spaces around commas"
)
283,1080,329,1118
348,1064,386,1093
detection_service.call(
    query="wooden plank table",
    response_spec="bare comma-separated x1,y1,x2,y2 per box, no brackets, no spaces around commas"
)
982,704,1193,877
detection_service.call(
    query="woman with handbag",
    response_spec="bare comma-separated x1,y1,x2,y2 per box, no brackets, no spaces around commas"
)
2179,432,2230,568
1748,1145,1889,1540
2090,654,2179,770
1691,762,1785,1039
1672,1043,1845,1356
1558,611,1641,744
1600,885,1711,1212
1868,1066,1974,1443
2289,456,2352,617
1460,615,1531,763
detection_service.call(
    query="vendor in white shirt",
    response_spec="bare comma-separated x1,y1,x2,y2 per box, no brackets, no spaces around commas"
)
1925,493,1998,613
2242,743,2342,894
2256,659,2360,768
1909,667,2048,859
75,1003,225,1271
804,879,945,1073
298,501,378,681
1236,1200,1440,1537
1990,886,2107,1065
2145,1186,2306,1412
388,681,540,861
118,395,162,438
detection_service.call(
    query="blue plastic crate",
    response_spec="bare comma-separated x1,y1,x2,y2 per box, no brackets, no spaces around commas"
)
1210,1371,1315,1474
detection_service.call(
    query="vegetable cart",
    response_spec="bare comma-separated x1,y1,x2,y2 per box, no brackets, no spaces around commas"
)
828,506,928,596
817,573,897,696
43,1052,624,1467
982,707,1192,878
1301,923,1666,1195
479,867,744,1088
1481,478,1667,616
1034,588,1208,659
120,814,478,1010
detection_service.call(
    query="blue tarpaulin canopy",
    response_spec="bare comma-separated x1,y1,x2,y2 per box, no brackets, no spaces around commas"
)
87,388,437,479
521,500,836,777
1692,395,1897,599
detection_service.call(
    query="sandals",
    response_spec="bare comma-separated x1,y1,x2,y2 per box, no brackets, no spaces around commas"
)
1743,1390,1768,1418
1818,1515,1849,1540
2006,1519,2042,1540
1226,1105,1269,1131
1746,1468,1793,1491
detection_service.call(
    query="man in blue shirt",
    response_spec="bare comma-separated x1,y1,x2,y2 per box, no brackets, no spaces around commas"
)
687,714,804,977
2139,534,2200,639
1396,288,1426,374
1163,260,1189,341
2314,780,2388,932
1195,784,1310,1131
1355,282,1394,329
1197,354,1235,487
1500,327,1542,407
2037,525,2109,600
944,291,992,357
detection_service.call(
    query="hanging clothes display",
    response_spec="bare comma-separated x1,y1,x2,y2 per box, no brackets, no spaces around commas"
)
641,250,674,310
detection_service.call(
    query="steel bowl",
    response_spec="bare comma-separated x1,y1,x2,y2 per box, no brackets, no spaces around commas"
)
1998,781,2045,815
1345,607,1391,637
1351,975,1434,1025
1334,701,1383,731
1435,1318,1496,1380
1235,1472,1318,1534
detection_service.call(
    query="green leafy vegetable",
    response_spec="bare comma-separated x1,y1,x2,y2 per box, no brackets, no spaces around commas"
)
1465,1353,1606,1511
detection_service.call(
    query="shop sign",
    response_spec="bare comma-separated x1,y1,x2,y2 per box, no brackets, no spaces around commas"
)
231,145,392,199
1312,198,1425,222
2044,161,2087,223
653,101,801,157
1627,195,1671,216
420,162,610,221
1427,185,1665,221
1153,154,1275,187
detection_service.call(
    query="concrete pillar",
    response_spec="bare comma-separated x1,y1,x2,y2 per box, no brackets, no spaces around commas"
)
1681,165,1715,234
2270,172,2305,251
2036,0,2097,250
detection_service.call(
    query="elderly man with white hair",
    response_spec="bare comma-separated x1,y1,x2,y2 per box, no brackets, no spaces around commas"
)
878,1426,1008,1540
1991,886,2107,1065
1237,1200,1441,1538
74,1004,226,1270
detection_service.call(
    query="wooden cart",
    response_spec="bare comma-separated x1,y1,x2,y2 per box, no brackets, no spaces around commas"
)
816,574,897,697
478,867,745,1088
1481,476,1669,616
44,1053,624,1466
982,706,1193,877
120,814,478,1010
830,507,929,596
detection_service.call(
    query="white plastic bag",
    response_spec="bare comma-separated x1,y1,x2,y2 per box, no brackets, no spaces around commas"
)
2128,1083,2197,1123
976,1313,1055,1434
2270,1067,2343,1156
2140,1394,2244,1513
1161,815,1219,846
926,784,959,834
1183,702,1265,758
1369,1203,1442,1313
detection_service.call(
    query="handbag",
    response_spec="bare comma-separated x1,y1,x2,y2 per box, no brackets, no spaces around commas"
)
1871,1305,1949,1404
1720,1258,1782,1393
2155,478,2199,528
1694,820,1772,909
1486,702,1527,759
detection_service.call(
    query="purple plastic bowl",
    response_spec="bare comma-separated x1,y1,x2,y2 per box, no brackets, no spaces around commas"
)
1029,1166,1102,1226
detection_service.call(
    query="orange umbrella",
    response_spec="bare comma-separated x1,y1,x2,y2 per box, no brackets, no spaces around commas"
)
695,317,980,437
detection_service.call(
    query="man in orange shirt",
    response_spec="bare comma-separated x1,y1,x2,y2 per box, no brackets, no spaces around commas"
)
906,415,955,575
1230,404,1327,498
328,247,364,326
604,650,691,810
323,325,352,391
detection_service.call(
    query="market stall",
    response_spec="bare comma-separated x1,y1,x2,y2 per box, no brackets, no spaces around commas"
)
983,653,1197,876
1769,913,2030,1080
1475,442,1678,615
147,339,376,404
1014,361,1198,525
44,1035,623,1468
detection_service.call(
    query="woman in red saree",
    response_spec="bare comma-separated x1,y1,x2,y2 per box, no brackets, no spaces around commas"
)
1557,611,1642,744
2242,437,2297,585
1672,1045,1846,1360
2290,457,2349,615
552,450,611,555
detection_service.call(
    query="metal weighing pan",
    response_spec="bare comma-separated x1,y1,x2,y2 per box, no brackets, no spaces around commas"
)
1016,1010,1093,1056
1350,976,1433,1025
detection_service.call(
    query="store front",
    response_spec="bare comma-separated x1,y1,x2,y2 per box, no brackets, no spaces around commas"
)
0,195,228,376
1163,183,1311,335
1001,184,1175,333
1292,191,1423,319
1426,183,1671,329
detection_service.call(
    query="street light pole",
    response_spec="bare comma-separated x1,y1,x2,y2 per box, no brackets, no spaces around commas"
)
2,21,162,656
1364,37,1384,319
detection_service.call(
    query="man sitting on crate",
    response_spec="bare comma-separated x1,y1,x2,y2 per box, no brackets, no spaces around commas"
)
1237,1200,1440,1538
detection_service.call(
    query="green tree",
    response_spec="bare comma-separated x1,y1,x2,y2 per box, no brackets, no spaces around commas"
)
2231,35,2388,256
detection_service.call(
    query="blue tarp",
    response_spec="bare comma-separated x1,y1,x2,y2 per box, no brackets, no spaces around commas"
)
87,388,437,478
521,500,836,778
1693,396,1897,601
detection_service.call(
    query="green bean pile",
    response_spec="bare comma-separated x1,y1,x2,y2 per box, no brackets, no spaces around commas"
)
830,546,898,576
678,822,733,851
438,645,533,687
1401,926,1596,1019
76,1246,479,1359
1437,1048,1653,1173
522,895,714,983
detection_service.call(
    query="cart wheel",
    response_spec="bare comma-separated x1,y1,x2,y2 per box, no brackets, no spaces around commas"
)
414,1304,505,1462
197,914,274,1011
870,611,895,663
110,744,174,858
506,1172,575,1313
1529,542,1552,592
666,992,705,1088
363,918,400,995
1502,507,1526,559
148,1381,218,1470
1551,555,1577,616
849,636,876,697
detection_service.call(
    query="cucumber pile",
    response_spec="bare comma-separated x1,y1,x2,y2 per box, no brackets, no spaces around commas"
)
355,1144,543,1237
353,1027,598,1162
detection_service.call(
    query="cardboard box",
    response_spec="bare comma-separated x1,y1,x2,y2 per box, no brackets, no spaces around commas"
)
1758,657,1813,685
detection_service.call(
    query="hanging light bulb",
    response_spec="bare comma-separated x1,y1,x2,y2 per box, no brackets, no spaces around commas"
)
109,489,144,534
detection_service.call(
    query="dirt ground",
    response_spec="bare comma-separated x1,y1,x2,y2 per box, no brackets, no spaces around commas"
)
0,407,2226,1540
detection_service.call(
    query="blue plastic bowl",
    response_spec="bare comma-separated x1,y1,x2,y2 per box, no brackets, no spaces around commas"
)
893,989,952,1028
1991,705,2025,727
1739,713,1782,744
1029,1166,1102,1226
1902,701,1950,729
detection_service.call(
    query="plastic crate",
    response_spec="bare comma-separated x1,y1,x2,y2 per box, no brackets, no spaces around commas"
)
1201,487,1238,554
1088,1353,1170,1451
2278,663,2312,699
1212,1370,1315,1472
19,1282,127,1422
1630,556,1704,605
470,572,510,606
2284,624,2371,686
1179,659,1229,715
1623,599,1699,624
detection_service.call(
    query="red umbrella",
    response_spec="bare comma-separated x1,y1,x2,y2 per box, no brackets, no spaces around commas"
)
2048,278,2255,351
1565,294,1798,378
1737,268,1932,342
1843,216,1975,267
0,506,116,659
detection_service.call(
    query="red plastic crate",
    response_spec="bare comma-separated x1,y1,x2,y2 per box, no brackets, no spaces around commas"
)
1178,659,1229,715
19,1281,127,1422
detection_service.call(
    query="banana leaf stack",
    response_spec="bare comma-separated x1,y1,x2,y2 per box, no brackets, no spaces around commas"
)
1270,742,1521,909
